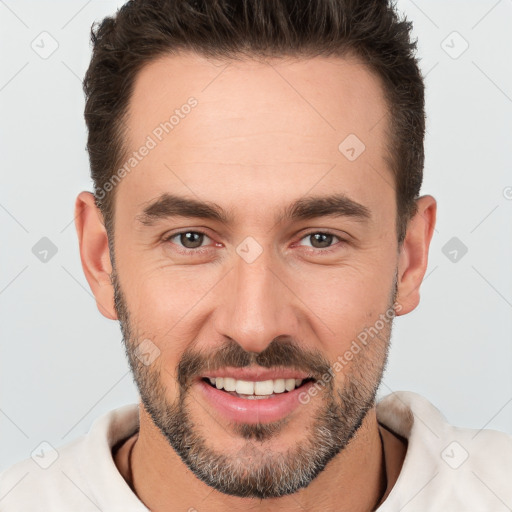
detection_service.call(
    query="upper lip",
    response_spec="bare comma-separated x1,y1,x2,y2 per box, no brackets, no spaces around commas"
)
199,367,312,382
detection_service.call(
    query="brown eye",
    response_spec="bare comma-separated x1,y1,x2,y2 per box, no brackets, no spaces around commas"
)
309,233,334,248
299,232,340,249
180,232,204,248
166,231,211,250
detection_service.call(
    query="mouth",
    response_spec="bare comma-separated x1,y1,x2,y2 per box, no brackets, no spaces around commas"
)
196,375,317,424
201,376,316,399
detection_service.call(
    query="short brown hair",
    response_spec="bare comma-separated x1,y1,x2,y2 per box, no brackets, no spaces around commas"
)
83,0,424,247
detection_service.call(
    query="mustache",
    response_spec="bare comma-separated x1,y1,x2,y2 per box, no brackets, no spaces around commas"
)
176,336,332,389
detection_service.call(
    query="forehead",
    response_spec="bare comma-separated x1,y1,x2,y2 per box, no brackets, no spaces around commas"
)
118,51,393,226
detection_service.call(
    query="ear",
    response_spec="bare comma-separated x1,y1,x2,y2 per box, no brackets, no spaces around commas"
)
395,195,437,316
74,191,118,320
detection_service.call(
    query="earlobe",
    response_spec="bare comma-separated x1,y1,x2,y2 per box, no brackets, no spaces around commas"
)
74,191,118,320
395,195,437,316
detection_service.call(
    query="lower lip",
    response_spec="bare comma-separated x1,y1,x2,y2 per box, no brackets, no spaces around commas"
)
197,379,315,424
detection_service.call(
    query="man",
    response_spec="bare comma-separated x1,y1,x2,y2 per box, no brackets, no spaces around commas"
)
1,0,511,510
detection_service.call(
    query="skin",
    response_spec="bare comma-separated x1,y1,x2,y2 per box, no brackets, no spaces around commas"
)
75,52,436,511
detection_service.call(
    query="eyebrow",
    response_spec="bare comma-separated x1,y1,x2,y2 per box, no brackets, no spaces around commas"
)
135,192,371,227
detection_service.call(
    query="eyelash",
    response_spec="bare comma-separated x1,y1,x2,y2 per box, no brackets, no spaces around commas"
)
163,230,346,256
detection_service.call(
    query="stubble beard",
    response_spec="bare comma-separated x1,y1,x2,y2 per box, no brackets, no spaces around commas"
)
111,264,397,499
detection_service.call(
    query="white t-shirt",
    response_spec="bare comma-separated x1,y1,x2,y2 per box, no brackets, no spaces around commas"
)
1,391,511,511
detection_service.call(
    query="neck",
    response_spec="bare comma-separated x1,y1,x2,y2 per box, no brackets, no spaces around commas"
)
120,404,396,512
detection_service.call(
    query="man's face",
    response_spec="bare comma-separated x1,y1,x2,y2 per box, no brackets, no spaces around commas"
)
110,52,400,498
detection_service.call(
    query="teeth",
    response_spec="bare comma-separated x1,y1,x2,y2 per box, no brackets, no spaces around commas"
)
235,380,254,395
285,378,296,391
254,380,274,395
223,377,236,392
273,379,286,393
207,377,307,395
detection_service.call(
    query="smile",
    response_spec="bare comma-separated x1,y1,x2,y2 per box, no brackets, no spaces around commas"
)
203,376,314,398
197,375,317,424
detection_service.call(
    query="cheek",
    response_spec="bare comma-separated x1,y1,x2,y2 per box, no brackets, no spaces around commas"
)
291,260,395,357
295,258,394,316
120,257,212,317
121,265,224,354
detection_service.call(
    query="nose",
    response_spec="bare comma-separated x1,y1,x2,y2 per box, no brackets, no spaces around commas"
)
213,244,299,354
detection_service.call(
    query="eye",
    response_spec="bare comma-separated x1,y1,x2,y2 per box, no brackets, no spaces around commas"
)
164,231,213,251
297,231,344,251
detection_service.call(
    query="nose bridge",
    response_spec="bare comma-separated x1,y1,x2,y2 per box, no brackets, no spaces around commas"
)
216,242,294,353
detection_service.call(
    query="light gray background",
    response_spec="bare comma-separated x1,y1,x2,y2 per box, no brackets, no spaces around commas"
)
1,0,511,472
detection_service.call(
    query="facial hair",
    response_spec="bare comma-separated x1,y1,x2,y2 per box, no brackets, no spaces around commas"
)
111,264,398,499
